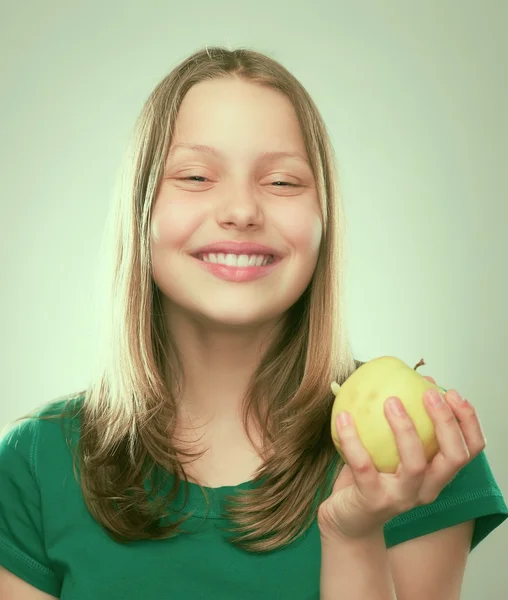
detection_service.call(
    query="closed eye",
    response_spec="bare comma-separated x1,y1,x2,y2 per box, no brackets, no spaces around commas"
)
179,176,299,187
179,176,208,183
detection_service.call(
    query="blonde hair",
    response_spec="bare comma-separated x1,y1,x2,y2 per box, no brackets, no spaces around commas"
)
24,46,361,552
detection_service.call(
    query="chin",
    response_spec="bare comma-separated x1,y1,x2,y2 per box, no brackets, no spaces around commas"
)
188,297,287,328
197,308,279,328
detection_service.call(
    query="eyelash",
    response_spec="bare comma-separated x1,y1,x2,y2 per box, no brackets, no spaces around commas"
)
179,176,299,187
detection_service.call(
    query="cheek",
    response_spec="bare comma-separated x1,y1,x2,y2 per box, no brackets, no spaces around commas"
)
281,206,322,258
150,202,204,291
150,202,202,248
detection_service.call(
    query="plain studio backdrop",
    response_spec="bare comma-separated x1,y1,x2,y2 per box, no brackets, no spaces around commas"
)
1,1,506,598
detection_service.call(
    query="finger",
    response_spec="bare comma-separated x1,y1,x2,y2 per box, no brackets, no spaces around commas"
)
425,389,470,465
384,397,427,494
444,390,487,457
423,375,436,384
335,412,380,492
419,389,471,499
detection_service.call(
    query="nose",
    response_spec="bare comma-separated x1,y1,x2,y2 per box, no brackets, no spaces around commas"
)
217,187,264,230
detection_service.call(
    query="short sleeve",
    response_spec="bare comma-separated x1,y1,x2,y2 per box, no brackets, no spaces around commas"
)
384,450,508,551
0,419,61,596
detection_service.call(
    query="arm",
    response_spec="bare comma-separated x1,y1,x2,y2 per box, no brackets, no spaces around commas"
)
320,520,473,600
388,520,473,599
320,529,396,600
0,567,58,600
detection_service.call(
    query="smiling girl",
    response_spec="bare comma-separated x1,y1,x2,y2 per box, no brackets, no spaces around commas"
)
0,46,506,600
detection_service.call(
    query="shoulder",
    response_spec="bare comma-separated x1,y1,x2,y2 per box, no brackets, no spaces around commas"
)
0,393,85,475
0,395,83,599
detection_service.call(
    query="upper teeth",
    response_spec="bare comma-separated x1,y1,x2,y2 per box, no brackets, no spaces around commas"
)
199,253,273,267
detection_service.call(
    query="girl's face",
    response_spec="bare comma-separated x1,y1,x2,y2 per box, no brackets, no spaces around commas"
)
150,77,323,328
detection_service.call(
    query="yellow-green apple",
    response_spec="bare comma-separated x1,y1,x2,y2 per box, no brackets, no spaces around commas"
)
330,356,447,473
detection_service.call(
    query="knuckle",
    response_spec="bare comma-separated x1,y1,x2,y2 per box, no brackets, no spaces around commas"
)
405,462,427,478
452,450,470,469
354,459,372,474
442,411,458,425
418,491,439,506
401,422,417,434
395,419,417,435
462,401,476,414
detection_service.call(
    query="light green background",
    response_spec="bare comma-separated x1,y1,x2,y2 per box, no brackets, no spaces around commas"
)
1,1,506,598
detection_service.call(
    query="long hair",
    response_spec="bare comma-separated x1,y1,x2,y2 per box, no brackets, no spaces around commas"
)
16,46,361,552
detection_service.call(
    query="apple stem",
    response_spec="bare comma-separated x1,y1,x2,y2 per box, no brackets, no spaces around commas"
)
413,358,426,370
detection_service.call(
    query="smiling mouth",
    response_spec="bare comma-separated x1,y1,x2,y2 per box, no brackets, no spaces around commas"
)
192,253,277,267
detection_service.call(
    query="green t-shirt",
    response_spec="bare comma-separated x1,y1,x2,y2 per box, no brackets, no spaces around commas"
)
0,397,506,600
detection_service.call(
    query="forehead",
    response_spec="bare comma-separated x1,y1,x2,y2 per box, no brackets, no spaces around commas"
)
169,77,308,160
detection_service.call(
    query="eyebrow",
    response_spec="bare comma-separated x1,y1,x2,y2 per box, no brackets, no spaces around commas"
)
168,143,310,166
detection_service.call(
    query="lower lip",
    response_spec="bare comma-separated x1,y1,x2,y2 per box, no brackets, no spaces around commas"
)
191,256,282,282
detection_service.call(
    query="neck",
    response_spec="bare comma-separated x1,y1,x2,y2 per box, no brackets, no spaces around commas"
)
164,303,283,424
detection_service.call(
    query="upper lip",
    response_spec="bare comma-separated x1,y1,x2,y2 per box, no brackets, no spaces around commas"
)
192,241,281,258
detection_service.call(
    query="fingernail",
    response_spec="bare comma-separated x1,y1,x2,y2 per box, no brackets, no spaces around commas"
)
388,397,405,416
427,389,444,406
449,389,465,403
338,411,352,428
